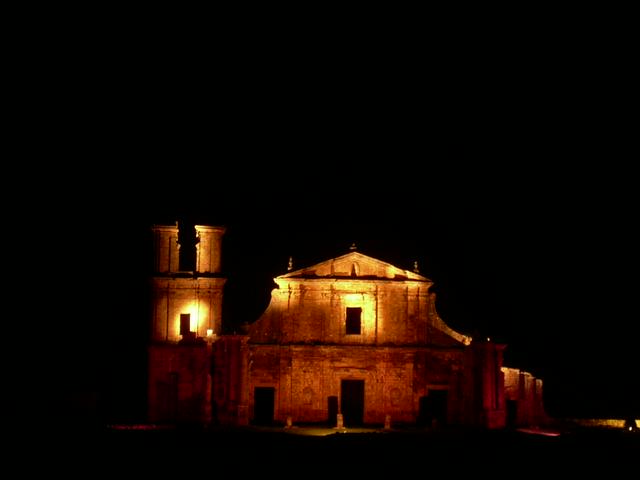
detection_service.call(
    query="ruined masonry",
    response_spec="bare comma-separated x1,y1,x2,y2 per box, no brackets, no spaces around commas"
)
148,224,546,428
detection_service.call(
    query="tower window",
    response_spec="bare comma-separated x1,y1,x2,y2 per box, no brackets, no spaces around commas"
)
180,313,191,335
346,307,362,335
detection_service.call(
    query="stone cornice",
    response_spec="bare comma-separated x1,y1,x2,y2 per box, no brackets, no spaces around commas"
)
247,342,465,352
151,224,178,232
194,225,226,234
152,276,227,287
275,277,432,289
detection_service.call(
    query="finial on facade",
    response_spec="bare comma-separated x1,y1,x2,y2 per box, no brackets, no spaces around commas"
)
413,260,419,273
288,256,293,271
349,242,357,251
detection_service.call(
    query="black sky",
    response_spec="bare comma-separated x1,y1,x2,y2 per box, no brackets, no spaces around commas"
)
43,17,638,424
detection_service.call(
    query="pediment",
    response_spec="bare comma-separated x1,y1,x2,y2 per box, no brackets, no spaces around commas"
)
279,251,428,282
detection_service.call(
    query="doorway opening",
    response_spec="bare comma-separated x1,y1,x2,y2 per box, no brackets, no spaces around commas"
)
341,380,364,426
419,389,448,426
327,396,338,426
253,387,275,425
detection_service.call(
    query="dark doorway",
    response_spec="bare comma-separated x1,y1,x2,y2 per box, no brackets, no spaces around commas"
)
428,389,448,426
254,387,275,425
180,314,191,336
327,396,338,426
341,380,364,426
506,399,518,428
417,395,430,426
419,390,448,426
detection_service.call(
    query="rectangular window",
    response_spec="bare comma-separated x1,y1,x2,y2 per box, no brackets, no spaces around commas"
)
346,307,362,334
180,313,191,335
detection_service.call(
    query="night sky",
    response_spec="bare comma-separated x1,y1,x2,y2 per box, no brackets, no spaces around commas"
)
45,20,638,425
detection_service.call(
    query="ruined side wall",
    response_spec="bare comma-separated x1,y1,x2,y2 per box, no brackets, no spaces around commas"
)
503,367,548,427
462,341,506,428
212,336,249,425
148,344,209,423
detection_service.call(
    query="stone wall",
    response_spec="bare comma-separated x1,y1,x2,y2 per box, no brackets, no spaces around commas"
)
247,344,465,425
148,344,210,423
502,367,548,427
250,280,434,346
212,336,248,425
151,277,226,342
462,340,507,428
147,235,547,429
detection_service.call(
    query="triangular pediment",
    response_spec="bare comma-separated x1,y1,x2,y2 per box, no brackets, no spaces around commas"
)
279,251,429,282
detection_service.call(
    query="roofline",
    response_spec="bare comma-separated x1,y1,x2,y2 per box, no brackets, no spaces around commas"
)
275,276,432,285
279,250,429,281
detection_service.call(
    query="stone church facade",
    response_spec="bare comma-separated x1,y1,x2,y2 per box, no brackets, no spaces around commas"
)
148,223,546,428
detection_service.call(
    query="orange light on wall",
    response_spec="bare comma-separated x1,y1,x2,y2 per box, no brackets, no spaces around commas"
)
344,293,363,306
186,303,200,332
175,301,210,336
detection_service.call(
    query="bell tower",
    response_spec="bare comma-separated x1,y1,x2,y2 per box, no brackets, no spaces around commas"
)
150,223,226,343
148,222,226,423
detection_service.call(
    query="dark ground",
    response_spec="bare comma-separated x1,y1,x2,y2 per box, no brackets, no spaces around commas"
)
44,425,638,475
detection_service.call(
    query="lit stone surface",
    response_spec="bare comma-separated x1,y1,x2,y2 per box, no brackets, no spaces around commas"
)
148,227,546,428
195,225,225,274
151,277,226,342
148,224,226,423
245,252,473,426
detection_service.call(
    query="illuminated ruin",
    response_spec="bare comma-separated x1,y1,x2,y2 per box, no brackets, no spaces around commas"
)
148,224,546,428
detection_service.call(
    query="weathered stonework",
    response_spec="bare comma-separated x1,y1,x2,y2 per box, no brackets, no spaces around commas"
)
147,224,225,423
151,277,225,342
244,344,467,425
148,224,547,428
148,344,210,423
503,367,548,427
244,251,489,427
